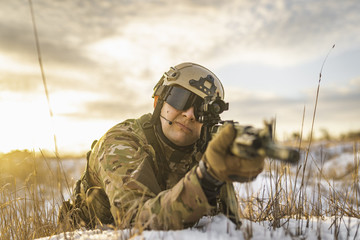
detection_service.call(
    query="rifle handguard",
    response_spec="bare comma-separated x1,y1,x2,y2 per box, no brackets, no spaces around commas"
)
213,122,300,164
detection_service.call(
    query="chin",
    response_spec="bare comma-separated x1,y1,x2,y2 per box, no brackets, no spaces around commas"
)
167,131,197,146
174,135,193,145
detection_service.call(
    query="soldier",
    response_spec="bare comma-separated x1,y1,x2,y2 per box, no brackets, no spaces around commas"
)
58,62,265,230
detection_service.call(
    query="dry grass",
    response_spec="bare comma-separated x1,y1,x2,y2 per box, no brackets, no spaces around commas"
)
1,140,359,240
237,140,360,239
0,151,76,239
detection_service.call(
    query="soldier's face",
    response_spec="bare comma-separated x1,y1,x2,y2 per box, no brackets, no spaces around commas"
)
160,102,202,146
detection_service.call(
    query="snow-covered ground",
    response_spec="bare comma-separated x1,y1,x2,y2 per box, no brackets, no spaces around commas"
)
38,214,360,240
38,141,359,240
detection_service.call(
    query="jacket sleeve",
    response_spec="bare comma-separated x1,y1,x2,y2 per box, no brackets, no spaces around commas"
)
89,126,213,230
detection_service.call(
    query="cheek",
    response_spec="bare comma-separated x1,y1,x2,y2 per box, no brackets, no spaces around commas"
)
161,104,180,119
194,123,203,137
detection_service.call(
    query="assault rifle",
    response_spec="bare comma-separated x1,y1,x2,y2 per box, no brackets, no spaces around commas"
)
197,94,300,164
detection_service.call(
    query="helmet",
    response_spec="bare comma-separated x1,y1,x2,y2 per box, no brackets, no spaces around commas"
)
153,62,225,100
151,62,227,125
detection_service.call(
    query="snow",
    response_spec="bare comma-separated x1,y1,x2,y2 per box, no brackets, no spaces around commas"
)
37,215,360,240
37,142,360,240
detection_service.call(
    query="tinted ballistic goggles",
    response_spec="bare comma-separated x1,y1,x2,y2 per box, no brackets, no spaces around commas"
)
165,86,204,120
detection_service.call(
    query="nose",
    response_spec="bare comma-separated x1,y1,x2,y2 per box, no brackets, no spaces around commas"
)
182,107,196,121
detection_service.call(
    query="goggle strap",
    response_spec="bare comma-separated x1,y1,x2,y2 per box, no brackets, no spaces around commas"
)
150,97,164,126
150,85,171,126
153,85,167,98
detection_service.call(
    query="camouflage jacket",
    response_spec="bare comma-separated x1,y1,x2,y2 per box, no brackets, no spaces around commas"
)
62,113,240,230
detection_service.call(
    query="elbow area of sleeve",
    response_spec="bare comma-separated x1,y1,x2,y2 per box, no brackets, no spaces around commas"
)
137,166,214,230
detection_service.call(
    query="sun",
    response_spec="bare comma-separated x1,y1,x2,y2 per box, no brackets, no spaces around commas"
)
0,92,56,153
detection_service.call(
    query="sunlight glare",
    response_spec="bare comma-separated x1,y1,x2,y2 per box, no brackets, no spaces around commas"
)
0,92,55,153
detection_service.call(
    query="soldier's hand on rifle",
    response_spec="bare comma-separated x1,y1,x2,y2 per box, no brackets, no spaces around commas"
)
200,123,264,183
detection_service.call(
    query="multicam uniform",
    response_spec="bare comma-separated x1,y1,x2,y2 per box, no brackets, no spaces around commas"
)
60,113,240,230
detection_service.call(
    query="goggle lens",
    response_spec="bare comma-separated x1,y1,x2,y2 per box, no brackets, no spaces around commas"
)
165,86,203,120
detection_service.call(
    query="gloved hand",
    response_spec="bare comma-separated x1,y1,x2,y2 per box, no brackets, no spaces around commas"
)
202,123,264,182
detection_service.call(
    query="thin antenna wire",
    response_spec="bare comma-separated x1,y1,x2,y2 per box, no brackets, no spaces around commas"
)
28,0,59,157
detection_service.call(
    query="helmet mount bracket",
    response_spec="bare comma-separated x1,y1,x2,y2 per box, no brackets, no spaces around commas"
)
189,75,217,96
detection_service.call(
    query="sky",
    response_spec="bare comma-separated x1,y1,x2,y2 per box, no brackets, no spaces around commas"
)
0,0,359,155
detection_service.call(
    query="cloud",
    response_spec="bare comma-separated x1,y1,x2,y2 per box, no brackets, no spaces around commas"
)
316,84,360,117
0,73,42,92
214,0,360,67
61,91,153,120
220,79,360,138
1,0,359,150
2,0,359,89
2,1,357,66
70,99,153,120
350,77,360,87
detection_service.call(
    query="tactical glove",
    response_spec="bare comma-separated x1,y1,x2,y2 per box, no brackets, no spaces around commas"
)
202,123,264,182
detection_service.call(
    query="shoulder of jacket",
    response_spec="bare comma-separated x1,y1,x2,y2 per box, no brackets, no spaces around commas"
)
100,114,152,145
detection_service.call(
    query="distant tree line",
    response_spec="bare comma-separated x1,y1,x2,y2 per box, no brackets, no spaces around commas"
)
290,128,360,142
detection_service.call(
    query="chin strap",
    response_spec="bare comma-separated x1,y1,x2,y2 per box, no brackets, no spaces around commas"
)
139,114,168,190
150,98,164,126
